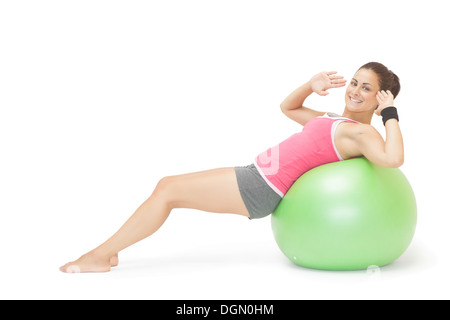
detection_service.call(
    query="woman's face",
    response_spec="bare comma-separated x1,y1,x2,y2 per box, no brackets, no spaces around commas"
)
345,68,381,113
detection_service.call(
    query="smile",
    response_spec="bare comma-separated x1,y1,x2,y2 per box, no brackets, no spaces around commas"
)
350,96,363,103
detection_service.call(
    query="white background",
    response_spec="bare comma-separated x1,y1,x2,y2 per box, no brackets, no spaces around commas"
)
1,0,449,300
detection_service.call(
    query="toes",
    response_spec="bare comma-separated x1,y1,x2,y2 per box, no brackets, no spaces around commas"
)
60,263,81,273
66,265,81,273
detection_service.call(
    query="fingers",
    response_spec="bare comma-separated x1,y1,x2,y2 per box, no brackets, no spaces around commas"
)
377,90,393,97
328,72,347,88
376,94,382,105
376,91,388,106
316,71,347,93
377,90,394,102
331,78,347,88
330,75,345,81
376,91,384,103
328,73,344,81
378,90,387,97
376,90,395,116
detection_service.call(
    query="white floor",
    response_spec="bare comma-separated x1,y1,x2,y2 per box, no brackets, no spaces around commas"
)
1,206,447,300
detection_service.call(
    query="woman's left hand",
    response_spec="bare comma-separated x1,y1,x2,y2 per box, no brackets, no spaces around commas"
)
375,90,395,116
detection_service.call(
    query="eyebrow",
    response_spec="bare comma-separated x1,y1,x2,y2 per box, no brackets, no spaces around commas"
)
352,78,373,86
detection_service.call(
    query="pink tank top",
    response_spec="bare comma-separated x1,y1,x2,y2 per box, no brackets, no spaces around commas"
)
254,113,360,197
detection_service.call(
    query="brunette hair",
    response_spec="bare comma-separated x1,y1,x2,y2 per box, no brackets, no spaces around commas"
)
359,62,401,98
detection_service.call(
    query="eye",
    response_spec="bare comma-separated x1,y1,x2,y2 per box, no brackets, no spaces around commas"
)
351,81,357,86
363,86,370,91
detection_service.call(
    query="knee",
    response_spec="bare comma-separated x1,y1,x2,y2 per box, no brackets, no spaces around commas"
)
153,176,176,204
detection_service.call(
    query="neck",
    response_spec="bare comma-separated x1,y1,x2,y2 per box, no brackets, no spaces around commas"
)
341,108,373,124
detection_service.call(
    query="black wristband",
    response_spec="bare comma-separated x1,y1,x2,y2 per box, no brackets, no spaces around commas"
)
381,106,399,126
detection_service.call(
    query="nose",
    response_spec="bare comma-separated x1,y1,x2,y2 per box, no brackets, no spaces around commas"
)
351,86,361,97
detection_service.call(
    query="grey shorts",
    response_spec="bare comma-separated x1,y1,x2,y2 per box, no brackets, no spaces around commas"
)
235,164,282,220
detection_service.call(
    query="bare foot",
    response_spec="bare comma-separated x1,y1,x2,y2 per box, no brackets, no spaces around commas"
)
60,252,111,273
110,254,119,267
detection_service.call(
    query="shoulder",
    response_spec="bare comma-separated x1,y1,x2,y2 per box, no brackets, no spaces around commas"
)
339,122,378,139
340,123,385,154
335,122,382,160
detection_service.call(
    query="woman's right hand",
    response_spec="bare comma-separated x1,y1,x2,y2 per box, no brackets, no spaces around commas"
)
375,90,395,116
310,71,347,96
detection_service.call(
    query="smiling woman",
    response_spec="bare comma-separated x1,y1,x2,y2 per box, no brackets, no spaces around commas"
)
338,62,403,167
345,69,379,114
60,62,405,273
280,62,404,168
343,64,400,123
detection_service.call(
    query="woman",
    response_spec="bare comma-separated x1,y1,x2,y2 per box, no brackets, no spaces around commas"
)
60,62,403,273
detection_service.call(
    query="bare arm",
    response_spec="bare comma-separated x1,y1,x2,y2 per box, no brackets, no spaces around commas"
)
280,81,323,126
354,90,404,168
280,71,347,126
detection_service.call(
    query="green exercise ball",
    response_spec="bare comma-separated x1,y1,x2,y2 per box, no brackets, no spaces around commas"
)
271,157,417,271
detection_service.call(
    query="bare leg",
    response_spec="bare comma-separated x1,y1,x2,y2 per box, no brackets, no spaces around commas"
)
60,167,249,273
